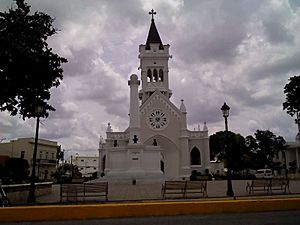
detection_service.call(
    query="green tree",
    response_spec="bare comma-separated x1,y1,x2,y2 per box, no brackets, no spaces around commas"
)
245,130,286,169
244,135,258,168
283,75,300,139
0,0,67,119
52,163,82,183
4,158,30,184
288,160,297,173
209,131,246,171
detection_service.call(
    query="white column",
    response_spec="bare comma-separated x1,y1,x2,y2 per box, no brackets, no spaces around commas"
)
128,74,140,144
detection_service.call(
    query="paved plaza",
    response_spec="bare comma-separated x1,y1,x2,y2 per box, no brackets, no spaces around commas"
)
36,179,300,204
1,180,300,223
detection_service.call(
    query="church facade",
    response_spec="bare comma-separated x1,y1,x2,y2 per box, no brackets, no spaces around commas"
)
98,13,211,179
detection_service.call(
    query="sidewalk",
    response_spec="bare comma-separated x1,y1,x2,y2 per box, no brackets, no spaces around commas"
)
36,179,300,204
1,180,300,223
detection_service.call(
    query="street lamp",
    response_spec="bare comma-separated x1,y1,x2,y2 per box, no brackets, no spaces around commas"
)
221,102,234,197
27,105,43,203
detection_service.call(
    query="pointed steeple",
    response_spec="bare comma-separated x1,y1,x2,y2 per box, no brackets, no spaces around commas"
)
180,99,187,113
146,9,164,50
139,10,172,103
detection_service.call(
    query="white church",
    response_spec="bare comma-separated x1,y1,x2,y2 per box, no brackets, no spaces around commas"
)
98,11,211,180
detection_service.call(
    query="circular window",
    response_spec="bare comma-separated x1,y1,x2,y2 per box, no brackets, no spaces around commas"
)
147,109,169,130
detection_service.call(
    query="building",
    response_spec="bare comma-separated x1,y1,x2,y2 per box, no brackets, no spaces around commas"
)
72,155,98,177
0,138,59,180
98,11,211,180
276,120,300,173
273,124,300,174
286,121,300,172
285,141,300,172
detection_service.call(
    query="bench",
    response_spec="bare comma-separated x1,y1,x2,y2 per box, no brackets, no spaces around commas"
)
60,182,108,202
246,179,271,194
246,179,290,195
161,181,186,199
162,180,208,199
270,179,290,194
185,180,207,198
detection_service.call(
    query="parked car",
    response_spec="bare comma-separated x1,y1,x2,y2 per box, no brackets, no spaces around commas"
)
255,169,273,179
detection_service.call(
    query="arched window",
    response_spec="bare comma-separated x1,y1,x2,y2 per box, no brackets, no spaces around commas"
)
153,69,158,82
191,147,201,165
159,69,164,81
147,69,152,82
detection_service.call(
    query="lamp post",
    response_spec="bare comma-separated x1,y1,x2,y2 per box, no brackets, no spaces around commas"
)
221,102,234,197
27,105,43,203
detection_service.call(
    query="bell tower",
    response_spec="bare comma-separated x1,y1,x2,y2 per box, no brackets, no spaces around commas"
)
138,9,172,104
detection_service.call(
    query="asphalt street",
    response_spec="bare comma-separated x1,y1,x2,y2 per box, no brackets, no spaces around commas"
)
1,210,300,225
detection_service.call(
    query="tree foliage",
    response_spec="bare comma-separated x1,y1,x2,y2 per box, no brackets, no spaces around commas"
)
289,160,297,173
283,75,300,117
283,75,300,140
245,130,286,169
52,163,82,183
0,0,67,119
209,131,246,171
210,129,286,171
2,158,30,184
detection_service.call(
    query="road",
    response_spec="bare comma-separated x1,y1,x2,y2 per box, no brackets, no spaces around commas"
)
1,210,300,225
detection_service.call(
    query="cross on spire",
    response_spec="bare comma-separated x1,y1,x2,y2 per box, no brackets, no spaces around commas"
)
149,9,156,20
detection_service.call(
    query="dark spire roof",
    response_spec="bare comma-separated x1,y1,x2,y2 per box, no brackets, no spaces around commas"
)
145,10,164,50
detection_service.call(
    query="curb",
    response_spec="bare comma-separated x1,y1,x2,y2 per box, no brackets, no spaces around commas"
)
1,198,300,222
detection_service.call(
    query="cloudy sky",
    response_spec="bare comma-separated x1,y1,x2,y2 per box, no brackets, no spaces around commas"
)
1,0,300,157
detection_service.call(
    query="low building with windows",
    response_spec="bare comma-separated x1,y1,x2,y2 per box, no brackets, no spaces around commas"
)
72,155,98,177
0,138,59,180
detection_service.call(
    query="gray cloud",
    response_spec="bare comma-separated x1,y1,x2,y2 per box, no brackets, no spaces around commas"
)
74,60,129,117
1,0,299,155
260,1,295,44
172,0,261,64
62,48,98,77
247,51,300,81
